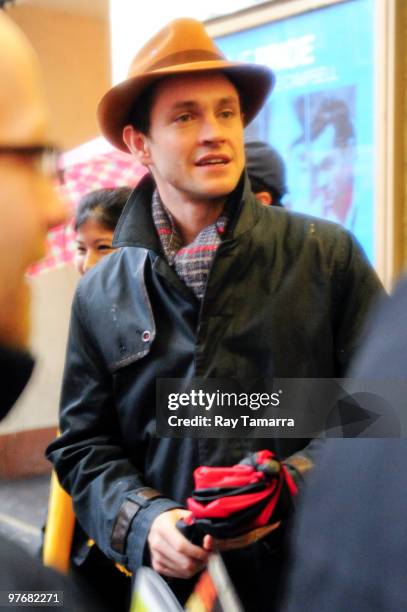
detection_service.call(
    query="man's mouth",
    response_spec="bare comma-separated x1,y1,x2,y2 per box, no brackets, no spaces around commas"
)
196,155,230,167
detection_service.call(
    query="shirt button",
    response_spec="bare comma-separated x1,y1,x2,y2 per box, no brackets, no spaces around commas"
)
141,330,151,342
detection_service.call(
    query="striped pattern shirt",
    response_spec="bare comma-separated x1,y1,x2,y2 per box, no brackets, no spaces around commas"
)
152,190,228,300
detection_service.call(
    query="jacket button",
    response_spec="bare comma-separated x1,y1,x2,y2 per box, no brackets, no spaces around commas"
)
141,330,151,342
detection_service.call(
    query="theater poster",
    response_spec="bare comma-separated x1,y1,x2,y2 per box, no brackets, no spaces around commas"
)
210,0,381,266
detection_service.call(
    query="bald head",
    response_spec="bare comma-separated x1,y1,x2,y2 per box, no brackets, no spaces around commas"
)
0,11,49,145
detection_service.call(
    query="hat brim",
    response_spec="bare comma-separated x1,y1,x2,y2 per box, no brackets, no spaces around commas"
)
97,61,275,152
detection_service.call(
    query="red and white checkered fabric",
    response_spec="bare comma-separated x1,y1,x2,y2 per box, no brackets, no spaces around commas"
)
28,139,147,276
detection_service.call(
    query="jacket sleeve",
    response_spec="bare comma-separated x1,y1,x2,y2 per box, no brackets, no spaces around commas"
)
284,228,385,484
46,288,181,573
331,228,385,376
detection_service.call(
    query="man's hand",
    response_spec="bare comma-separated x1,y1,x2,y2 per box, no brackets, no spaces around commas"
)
148,509,210,579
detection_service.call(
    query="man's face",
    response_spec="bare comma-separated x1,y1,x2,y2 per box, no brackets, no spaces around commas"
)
0,13,67,349
0,153,67,349
126,73,245,206
309,124,354,223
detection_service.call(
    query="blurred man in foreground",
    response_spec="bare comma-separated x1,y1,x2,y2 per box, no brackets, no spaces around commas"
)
0,11,107,610
0,14,65,354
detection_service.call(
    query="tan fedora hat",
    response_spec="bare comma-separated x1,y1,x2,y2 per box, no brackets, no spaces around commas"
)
97,18,275,152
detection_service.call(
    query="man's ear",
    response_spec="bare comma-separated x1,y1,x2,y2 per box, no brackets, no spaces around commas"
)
255,191,272,207
122,125,151,165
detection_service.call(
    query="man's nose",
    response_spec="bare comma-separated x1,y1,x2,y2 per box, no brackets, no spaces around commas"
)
199,113,225,144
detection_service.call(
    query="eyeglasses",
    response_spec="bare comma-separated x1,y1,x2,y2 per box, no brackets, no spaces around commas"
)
0,145,64,183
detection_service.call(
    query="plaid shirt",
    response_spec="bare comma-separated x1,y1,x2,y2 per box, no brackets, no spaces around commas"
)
152,190,228,300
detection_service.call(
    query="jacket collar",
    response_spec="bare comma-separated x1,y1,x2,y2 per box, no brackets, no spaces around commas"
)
113,170,259,250
0,345,34,421
113,174,161,251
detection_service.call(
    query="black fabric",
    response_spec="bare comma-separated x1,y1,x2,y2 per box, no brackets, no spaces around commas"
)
223,535,287,612
282,276,407,612
70,544,131,612
0,533,103,611
179,497,272,539
191,481,266,502
245,138,287,200
0,345,34,420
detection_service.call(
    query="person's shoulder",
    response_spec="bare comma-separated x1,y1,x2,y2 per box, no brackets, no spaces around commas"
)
259,204,355,251
260,203,346,231
76,247,146,297
287,209,352,237
71,247,153,351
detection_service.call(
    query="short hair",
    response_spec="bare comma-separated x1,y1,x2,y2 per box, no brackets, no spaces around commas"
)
74,187,132,232
128,81,162,135
245,139,287,204
248,176,283,206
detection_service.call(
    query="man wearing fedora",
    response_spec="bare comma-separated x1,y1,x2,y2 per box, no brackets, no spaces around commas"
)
47,18,382,610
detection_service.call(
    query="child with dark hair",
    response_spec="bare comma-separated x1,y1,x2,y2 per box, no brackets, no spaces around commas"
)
74,187,131,275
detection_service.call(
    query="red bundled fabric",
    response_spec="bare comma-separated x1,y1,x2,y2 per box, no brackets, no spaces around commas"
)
179,451,297,543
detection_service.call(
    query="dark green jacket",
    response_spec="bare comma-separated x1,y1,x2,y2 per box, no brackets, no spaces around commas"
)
47,174,382,573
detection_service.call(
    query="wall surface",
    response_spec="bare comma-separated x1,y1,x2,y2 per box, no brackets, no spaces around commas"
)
0,266,78,477
402,0,407,266
0,266,78,435
7,4,111,150
388,0,407,281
